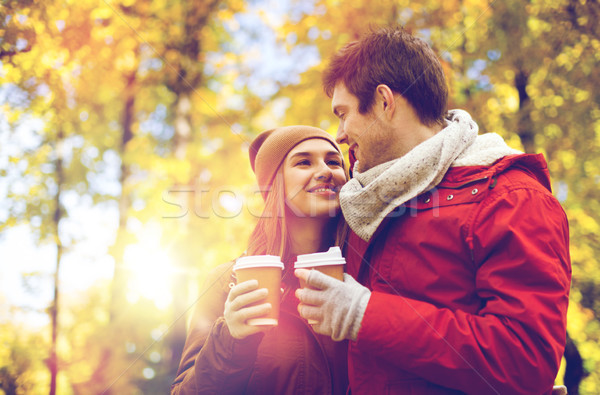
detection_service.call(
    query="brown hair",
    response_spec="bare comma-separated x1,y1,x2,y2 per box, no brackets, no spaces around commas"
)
323,26,448,127
246,171,292,262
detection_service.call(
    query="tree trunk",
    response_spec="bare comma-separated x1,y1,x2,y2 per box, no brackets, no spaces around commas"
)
515,68,535,153
49,129,65,395
564,331,587,395
162,0,222,378
109,70,136,324
98,69,136,395
167,92,193,376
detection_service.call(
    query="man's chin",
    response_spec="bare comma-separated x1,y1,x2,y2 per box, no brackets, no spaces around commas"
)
354,160,371,174
353,160,362,174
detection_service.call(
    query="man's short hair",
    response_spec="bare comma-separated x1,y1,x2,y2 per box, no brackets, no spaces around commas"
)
323,26,448,127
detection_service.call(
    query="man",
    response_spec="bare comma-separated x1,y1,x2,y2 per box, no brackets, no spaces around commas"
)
295,26,571,394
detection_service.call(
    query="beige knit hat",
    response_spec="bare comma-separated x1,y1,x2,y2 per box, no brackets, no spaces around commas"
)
249,125,341,197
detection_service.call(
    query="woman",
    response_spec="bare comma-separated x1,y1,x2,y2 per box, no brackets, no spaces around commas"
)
171,125,349,394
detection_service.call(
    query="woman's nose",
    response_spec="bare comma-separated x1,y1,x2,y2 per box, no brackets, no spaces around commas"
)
315,163,332,181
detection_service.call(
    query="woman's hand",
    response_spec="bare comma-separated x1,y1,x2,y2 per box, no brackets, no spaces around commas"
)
224,279,272,339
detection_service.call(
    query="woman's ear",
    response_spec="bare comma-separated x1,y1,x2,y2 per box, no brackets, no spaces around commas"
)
375,84,397,120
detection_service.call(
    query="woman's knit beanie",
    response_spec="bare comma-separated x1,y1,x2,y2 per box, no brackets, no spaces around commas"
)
249,125,341,197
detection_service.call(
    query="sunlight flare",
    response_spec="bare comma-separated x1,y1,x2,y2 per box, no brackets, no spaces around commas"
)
123,230,174,310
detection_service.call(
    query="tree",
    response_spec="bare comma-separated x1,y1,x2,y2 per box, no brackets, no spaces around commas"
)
1,1,94,393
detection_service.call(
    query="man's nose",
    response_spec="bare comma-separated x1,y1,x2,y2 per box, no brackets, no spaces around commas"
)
336,123,347,145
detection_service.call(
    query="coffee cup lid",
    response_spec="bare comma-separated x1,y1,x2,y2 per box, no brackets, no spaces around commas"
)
294,246,346,268
233,255,284,271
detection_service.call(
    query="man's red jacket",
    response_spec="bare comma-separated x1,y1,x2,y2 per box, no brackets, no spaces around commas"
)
345,154,571,395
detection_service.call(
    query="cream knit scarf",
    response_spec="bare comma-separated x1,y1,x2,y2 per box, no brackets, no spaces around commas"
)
339,109,522,242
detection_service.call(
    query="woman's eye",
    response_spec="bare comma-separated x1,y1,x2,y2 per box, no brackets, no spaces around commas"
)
296,160,310,166
328,160,342,166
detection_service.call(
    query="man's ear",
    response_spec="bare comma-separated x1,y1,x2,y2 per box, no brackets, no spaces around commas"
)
375,84,396,120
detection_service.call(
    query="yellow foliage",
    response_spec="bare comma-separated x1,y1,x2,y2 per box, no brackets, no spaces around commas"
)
575,90,590,103
494,83,520,113
502,134,523,151
574,210,599,235
583,160,597,177
90,6,113,19
503,69,515,81
527,17,552,36
557,149,577,171
553,96,564,107
115,50,138,72
543,124,562,140
40,50,61,70
4,63,22,82
594,121,600,147
486,98,500,112
217,9,235,21
545,107,558,118
567,299,594,343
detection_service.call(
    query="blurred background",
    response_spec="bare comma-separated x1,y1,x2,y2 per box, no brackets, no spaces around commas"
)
0,0,598,393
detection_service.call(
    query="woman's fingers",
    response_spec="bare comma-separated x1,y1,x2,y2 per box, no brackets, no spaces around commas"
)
224,280,274,339
225,300,272,339
239,302,272,322
227,279,259,302
228,287,269,313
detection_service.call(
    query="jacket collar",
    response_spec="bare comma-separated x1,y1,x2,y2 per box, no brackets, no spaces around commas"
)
441,153,551,192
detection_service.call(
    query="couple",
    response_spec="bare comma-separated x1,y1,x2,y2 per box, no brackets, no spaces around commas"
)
171,27,571,395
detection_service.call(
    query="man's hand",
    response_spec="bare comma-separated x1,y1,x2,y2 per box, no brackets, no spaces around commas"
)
295,269,370,341
224,280,272,339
